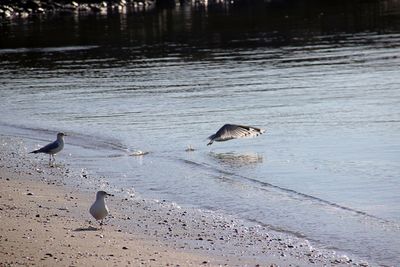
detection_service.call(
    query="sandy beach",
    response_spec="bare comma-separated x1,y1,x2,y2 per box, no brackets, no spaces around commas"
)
0,135,370,266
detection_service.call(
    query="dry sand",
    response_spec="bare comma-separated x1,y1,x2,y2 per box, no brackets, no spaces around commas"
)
0,136,370,266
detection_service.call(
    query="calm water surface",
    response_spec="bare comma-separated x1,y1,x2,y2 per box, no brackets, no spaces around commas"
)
1,2,400,265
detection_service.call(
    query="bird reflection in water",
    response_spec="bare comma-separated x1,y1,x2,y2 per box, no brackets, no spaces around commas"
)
208,152,263,168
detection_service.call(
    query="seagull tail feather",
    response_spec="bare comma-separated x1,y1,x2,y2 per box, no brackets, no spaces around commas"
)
207,134,216,146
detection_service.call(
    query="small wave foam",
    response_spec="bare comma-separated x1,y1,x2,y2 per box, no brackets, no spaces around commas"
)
0,121,127,154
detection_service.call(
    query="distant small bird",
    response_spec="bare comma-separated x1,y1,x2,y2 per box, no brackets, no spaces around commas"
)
89,190,113,227
207,124,265,146
30,132,66,165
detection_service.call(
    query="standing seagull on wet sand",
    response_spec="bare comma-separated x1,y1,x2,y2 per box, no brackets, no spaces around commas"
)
89,190,113,228
207,124,265,145
30,132,66,166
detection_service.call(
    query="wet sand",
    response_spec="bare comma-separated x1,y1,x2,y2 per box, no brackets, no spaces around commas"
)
0,135,369,266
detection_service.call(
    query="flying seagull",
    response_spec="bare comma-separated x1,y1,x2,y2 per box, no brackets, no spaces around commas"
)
89,190,113,228
30,132,66,165
207,124,265,146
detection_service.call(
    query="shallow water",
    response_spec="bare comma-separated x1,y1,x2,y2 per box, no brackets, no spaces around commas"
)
1,3,400,265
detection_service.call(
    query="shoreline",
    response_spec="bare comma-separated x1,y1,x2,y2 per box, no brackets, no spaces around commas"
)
0,135,369,266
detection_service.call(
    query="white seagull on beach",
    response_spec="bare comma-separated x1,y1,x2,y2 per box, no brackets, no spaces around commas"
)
30,132,66,165
89,190,113,227
207,124,265,146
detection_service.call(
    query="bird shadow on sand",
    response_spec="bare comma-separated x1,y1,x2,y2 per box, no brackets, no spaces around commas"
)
74,226,99,232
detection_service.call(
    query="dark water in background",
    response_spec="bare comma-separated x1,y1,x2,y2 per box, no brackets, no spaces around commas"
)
1,1,400,265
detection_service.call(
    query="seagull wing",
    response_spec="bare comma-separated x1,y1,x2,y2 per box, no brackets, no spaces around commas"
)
35,140,59,153
218,124,265,140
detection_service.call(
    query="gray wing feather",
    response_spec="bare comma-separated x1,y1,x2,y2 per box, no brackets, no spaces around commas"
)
36,140,59,153
207,124,265,145
219,124,264,140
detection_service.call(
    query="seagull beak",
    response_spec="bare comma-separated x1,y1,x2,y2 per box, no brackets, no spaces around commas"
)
107,193,114,197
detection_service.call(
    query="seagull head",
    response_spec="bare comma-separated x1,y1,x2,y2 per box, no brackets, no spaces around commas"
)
57,132,67,138
96,190,114,200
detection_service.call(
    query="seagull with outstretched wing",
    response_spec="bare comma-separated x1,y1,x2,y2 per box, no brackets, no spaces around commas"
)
207,124,265,146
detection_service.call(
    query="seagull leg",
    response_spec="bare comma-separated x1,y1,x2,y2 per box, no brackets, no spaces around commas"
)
48,155,52,166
